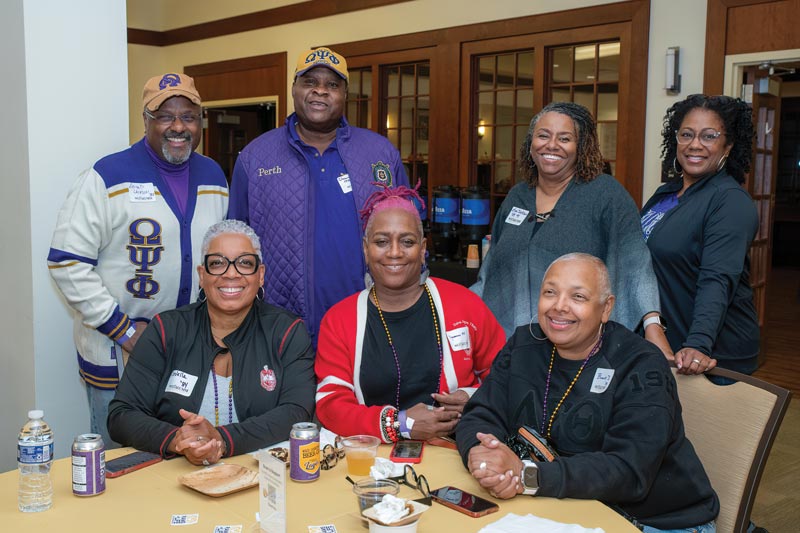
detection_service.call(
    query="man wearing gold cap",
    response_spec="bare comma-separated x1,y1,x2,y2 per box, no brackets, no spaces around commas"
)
47,73,228,446
229,47,409,345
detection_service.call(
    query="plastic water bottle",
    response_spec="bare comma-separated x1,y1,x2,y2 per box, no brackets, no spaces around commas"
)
17,410,54,512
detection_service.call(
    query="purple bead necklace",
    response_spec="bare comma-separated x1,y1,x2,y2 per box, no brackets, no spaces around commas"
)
372,284,443,409
211,351,233,426
540,330,604,438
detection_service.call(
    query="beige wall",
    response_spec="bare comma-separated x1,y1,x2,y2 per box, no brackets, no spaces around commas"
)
126,0,709,202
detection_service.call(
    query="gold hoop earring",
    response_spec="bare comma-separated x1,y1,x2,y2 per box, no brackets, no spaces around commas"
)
716,152,730,173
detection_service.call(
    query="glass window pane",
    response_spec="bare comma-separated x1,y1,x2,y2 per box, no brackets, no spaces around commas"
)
386,99,399,129
400,98,414,129
518,52,534,88
387,68,399,97
516,89,534,124
551,87,571,103
477,162,491,190
495,161,513,194
574,45,596,82
348,71,361,99
597,122,617,161
497,54,515,90
347,101,358,122
516,125,529,154
400,128,412,159
362,71,372,98
496,126,513,160
478,92,495,124
366,102,372,130
497,91,514,125
479,56,495,90
400,65,416,97
552,47,572,83
477,126,492,160
597,85,618,121
574,85,594,113
598,42,620,82
387,129,399,149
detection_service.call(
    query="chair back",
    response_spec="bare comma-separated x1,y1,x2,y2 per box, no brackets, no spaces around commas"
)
672,367,791,533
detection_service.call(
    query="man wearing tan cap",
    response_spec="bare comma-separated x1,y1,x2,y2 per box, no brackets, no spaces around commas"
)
47,73,228,446
229,47,409,345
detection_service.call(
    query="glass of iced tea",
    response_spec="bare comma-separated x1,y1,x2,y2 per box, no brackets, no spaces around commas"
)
342,435,381,476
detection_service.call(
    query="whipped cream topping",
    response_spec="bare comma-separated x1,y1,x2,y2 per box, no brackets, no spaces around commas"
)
372,494,410,524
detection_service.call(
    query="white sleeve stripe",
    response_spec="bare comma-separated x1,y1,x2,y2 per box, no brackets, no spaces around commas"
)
316,375,354,392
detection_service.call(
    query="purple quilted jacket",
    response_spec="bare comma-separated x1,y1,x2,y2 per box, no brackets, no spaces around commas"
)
228,114,409,341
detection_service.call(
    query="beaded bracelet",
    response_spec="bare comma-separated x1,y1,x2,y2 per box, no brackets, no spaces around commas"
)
379,406,393,442
380,406,400,443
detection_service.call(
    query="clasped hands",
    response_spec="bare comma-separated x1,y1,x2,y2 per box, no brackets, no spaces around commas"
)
168,408,226,466
405,390,470,441
467,432,526,500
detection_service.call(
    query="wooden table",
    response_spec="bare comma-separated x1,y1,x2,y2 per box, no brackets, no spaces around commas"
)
0,445,639,532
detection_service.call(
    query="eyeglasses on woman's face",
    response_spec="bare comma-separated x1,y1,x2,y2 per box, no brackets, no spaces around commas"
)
676,128,725,147
203,254,261,276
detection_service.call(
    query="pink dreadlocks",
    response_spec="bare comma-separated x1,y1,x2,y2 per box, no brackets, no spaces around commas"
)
358,181,426,232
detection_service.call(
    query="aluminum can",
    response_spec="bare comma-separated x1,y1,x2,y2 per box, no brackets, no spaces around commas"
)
72,434,105,496
289,422,319,482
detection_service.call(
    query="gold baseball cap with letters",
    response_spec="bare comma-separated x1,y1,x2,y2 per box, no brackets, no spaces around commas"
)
142,73,202,112
294,47,348,82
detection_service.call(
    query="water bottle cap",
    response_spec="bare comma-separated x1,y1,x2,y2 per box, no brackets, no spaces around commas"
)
28,410,44,419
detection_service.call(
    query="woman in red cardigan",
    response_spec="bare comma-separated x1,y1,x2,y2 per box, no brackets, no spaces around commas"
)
315,185,506,442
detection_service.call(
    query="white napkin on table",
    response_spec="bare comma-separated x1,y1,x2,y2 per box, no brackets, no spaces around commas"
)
477,513,605,533
369,457,405,479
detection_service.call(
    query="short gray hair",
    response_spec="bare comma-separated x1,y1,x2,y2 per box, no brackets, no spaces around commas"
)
200,220,262,261
543,252,612,302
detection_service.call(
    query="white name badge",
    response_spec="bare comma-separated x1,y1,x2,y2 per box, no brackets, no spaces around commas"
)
446,326,471,352
128,182,156,202
337,174,352,193
590,368,615,393
165,370,198,397
504,206,530,226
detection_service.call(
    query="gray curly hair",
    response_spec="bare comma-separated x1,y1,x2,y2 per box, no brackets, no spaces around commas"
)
200,219,262,261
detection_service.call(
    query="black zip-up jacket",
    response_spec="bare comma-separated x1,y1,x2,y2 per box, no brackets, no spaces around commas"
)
108,299,315,457
641,170,759,373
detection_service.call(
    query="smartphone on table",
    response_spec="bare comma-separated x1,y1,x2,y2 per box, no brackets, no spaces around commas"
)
105,450,162,478
390,440,424,463
430,486,499,518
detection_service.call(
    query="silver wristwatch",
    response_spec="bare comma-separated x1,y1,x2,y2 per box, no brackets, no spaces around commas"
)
520,460,539,496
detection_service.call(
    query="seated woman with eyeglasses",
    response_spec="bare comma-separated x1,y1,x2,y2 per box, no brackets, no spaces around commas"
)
108,220,315,465
315,185,506,443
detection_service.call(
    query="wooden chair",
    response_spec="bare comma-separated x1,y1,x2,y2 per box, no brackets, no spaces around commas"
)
672,366,791,533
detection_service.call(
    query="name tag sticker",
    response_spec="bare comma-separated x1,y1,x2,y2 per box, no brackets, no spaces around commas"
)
165,370,198,397
505,207,530,226
337,174,352,194
446,326,471,352
128,183,156,202
590,368,615,393
170,514,199,526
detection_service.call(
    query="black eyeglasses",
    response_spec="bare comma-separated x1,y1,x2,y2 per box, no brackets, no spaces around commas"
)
145,109,201,125
394,465,430,498
203,254,260,276
320,436,345,471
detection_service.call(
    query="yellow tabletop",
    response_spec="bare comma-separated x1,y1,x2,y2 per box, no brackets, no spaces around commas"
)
0,445,639,532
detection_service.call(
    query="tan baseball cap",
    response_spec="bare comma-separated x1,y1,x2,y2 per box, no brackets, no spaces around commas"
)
142,73,202,112
294,47,349,82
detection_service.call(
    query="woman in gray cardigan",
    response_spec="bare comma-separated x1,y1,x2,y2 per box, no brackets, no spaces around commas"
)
472,102,670,357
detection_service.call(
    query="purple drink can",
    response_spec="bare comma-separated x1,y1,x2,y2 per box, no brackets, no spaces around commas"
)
72,434,105,496
289,422,319,482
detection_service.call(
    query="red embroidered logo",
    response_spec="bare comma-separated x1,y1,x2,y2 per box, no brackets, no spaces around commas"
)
260,365,277,391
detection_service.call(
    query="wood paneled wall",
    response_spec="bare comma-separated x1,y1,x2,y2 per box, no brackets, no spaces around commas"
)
704,0,800,94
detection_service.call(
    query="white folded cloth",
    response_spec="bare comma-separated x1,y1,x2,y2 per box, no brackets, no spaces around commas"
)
478,513,605,533
370,457,405,479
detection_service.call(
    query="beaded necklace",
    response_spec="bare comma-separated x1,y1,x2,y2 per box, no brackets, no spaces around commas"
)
211,352,233,426
371,284,443,409
540,331,604,438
